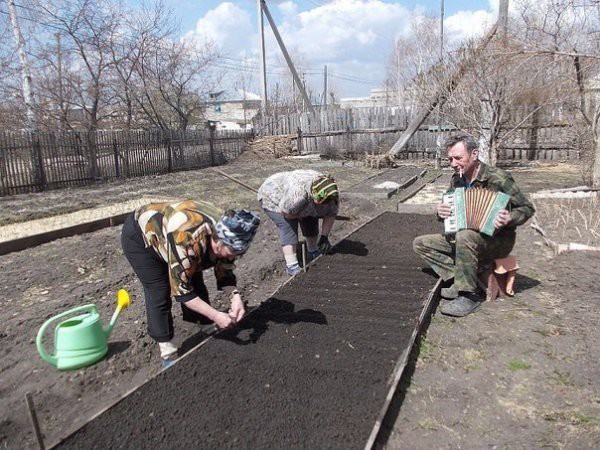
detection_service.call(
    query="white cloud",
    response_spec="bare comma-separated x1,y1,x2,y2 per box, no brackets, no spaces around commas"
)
444,9,495,44
278,0,412,62
185,2,254,54
184,0,498,97
278,1,298,17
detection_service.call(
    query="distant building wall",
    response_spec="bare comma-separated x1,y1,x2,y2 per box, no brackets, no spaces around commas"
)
204,99,261,129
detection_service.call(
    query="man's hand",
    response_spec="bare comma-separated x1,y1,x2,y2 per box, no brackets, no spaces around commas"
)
494,209,512,229
436,202,452,219
318,235,332,254
229,294,246,322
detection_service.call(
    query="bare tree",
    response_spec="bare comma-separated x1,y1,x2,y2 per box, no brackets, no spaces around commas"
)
384,15,443,113
510,0,600,186
0,1,39,129
107,0,177,130
134,37,221,130
36,0,124,132
444,37,567,165
6,0,38,130
386,0,598,177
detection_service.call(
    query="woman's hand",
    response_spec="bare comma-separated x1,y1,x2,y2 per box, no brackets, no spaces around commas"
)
229,295,246,322
213,311,235,330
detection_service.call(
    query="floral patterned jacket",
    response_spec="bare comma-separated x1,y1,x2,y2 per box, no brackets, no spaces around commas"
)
134,200,236,301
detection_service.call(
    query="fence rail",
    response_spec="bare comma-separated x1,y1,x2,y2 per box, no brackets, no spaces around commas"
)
0,129,252,196
253,105,578,161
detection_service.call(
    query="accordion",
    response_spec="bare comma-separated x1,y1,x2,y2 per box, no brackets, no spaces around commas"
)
443,187,511,236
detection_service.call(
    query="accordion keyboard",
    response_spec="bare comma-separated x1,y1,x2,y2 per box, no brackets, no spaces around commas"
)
442,193,458,233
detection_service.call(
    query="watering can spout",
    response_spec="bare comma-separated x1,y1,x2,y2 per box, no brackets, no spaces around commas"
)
105,289,131,338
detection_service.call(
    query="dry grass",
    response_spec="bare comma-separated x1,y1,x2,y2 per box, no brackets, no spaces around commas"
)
533,196,600,247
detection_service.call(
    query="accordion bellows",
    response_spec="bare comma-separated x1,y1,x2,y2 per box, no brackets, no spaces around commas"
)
443,187,511,236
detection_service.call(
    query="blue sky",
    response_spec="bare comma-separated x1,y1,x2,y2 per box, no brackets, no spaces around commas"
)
139,1,499,99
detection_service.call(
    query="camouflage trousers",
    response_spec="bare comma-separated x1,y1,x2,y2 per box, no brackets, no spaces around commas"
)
413,229,516,292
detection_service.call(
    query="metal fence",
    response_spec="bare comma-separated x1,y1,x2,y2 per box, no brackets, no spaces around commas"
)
0,129,252,196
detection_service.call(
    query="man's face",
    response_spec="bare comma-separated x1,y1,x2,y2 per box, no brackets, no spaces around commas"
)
447,142,479,177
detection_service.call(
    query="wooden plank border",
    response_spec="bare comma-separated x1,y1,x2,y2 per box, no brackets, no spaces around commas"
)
0,212,130,256
364,277,442,450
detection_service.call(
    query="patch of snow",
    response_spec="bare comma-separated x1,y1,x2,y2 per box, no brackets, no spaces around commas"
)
373,181,400,189
532,191,597,199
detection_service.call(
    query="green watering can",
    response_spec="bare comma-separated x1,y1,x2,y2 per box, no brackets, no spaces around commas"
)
36,289,131,370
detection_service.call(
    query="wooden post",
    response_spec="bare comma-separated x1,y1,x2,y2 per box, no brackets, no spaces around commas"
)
25,392,45,450
87,132,98,182
208,123,216,166
113,135,121,178
166,130,173,173
346,126,352,155
301,241,307,273
32,133,47,192
527,105,540,161
297,127,303,155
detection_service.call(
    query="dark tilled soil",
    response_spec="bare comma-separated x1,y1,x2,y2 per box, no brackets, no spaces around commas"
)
57,213,438,449
0,158,395,450
2,160,599,449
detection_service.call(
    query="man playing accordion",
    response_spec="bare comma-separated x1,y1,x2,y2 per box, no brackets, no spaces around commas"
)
413,133,535,317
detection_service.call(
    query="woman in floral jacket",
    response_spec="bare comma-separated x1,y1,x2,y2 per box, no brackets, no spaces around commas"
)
121,200,260,366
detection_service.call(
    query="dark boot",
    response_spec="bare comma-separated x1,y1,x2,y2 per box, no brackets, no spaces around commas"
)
440,292,483,317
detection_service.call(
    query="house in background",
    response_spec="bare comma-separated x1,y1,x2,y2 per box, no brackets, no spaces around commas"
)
340,88,400,109
340,87,421,113
203,90,261,130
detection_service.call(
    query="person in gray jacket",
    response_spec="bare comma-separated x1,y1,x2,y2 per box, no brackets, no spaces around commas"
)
258,170,339,276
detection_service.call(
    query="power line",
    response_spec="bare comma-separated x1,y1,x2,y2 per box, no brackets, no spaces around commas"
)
2,3,379,90
220,55,377,84
0,1,65,32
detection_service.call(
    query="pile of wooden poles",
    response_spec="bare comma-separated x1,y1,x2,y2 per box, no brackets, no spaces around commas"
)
248,134,297,158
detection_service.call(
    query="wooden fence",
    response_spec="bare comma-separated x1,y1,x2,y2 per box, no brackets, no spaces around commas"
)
0,129,252,196
0,105,579,197
253,105,578,161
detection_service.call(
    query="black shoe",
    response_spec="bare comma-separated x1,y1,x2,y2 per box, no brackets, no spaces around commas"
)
306,249,322,263
440,291,483,317
441,284,459,299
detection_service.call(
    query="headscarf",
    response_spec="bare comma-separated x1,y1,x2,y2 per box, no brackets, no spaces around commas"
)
215,209,261,254
311,175,339,203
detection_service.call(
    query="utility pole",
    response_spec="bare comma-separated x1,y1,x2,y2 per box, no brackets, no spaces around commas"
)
439,0,444,59
257,0,268,114
396,42,401,108
55,32,67,131
7,0,37,131
498,0,509,38
260,0,315,114
435,0,445,169
323,65,327,110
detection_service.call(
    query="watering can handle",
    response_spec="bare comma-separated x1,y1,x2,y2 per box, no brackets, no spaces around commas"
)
36,304,98,366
